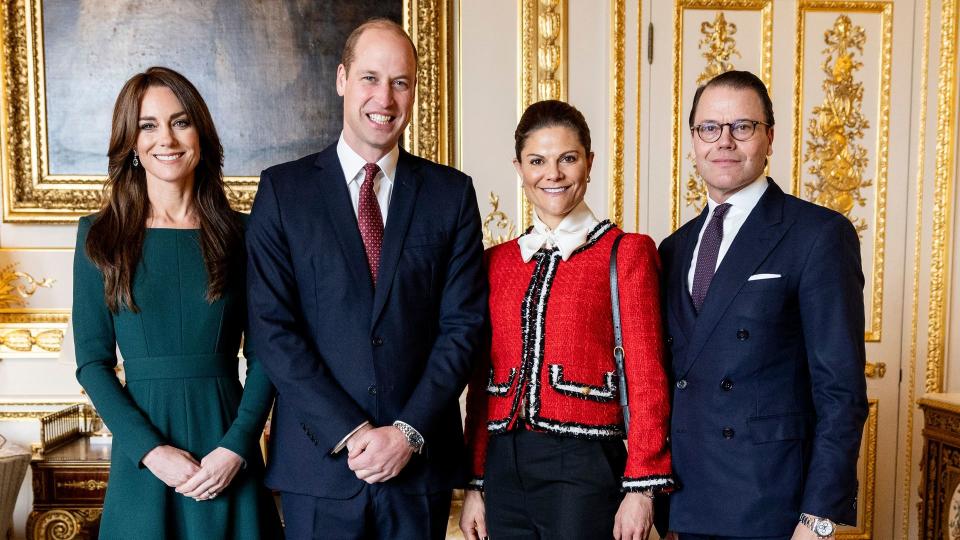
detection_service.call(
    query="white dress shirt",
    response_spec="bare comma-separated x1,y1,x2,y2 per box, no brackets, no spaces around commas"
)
687,176,769,293
518,201,601,262
336,134,399,226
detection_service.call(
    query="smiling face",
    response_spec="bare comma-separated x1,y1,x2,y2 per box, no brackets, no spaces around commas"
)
691,85,774,203
514,125,594,229
337,26,416,163
135,85,200,189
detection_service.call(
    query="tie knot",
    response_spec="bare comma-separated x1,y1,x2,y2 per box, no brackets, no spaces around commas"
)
712,202,732,221
363,163,380,182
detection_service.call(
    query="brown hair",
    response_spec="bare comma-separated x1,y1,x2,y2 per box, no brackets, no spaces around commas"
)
688,70,775,128
341,18,419,74
514,100,591,160
85,66,243,313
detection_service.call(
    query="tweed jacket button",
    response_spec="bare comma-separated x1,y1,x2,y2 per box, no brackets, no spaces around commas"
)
722,427,735,439
736,329,749,340
676,379,687,390
720,378,733,391
368,384,377,395
666,336,674,346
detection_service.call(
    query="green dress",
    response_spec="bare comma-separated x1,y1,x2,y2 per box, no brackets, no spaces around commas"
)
72,215,282,540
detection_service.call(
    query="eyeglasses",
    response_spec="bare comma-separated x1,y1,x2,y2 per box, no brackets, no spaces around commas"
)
691,120,770,143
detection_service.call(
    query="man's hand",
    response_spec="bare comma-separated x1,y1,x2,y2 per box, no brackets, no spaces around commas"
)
792,522,833,540
459,490,488,540
141,445,200,488
347,425,414,483
614,492,654,540
176,447,244,501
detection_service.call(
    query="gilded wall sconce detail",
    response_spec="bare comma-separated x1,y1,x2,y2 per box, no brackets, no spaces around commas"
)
0,263,54,308
802,15,871,236
482,192,516,249
686,12,741,212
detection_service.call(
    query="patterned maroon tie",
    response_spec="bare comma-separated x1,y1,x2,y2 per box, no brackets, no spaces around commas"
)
358,163,383,286
691,202,731,312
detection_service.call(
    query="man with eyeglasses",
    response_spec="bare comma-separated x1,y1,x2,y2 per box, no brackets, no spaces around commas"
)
657,70,868,540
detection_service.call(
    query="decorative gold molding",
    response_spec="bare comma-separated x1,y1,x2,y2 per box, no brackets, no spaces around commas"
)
27,508,102,540
837,398,878,539
632,0,642,232
924,0,959,393
55,479,107,491
0,308,68,356
0,400,79,421
519,0,568,229
670,0,773,231
0,0,453,221
482,191,516,248
0,262,53,308
608,0,625,227
792,1,891,343
901,1,930,537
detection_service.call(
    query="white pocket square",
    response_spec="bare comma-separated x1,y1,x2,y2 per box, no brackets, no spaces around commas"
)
748,273,782,281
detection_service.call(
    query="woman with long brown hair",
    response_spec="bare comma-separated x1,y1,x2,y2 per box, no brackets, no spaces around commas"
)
72,66,281,539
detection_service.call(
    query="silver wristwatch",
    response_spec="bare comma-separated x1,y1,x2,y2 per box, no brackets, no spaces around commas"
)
392,421,424,454
799,513,836,538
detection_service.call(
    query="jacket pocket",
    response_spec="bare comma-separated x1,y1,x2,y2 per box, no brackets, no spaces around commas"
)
486,367,517,396
747,413,811,444
548,364,617,402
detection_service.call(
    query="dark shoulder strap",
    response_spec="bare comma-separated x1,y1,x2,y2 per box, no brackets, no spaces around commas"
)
610,234,626,350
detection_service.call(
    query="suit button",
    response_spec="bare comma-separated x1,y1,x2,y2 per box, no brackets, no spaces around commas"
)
676,379,687,390
368,384,377,395
722,427,735,439
372,336,384,346
720,378,733,391
736,329,749,341
666,336,674,346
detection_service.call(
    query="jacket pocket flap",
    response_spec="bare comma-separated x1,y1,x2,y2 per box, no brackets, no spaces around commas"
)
747,414,810,443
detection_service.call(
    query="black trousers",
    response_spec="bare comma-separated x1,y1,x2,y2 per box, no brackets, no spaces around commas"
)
484,427,627,539
280,484,451,540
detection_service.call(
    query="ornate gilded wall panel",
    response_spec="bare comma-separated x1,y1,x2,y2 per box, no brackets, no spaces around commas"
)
837,398,878,539
670,0,773,231
519,0,567,229
792,1,892,343
0,0,453,222
0,249,71,357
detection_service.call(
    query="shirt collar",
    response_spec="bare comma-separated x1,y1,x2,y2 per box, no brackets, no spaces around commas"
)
706,175,768,216
336,133,399,185
518,200,600,262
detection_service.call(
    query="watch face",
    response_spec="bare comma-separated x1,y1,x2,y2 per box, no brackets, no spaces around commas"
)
815,520,835,536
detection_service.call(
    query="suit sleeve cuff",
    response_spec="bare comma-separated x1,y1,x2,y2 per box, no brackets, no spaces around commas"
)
331,421,371,454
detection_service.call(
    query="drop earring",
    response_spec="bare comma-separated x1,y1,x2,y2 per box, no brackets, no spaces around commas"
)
132,151,139,167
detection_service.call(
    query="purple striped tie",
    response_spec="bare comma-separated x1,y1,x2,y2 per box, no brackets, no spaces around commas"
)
691,203,731,312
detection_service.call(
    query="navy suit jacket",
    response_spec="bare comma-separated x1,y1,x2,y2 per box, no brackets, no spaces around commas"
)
658,179,868,536
246,144,487,499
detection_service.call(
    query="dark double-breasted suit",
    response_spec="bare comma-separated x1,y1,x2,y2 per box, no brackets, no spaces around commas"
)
658,179,868,537
245,144,487,501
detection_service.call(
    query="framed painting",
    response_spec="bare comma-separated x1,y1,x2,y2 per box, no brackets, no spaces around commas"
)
0,0,453,221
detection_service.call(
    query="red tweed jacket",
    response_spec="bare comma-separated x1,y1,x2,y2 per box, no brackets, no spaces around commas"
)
464,222,673,492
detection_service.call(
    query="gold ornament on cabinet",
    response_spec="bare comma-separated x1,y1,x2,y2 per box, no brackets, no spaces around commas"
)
686,12,742,212
803,15,871,236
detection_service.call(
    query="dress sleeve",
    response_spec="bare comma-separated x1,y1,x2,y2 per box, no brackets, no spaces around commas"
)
217,251,277,463
617,234,674,492
73,216,166,466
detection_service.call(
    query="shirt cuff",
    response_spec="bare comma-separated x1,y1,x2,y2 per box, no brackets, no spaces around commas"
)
331,421,371,454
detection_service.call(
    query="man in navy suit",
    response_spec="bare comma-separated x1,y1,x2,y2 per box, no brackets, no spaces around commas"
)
658,70,868,540
246,18,487,539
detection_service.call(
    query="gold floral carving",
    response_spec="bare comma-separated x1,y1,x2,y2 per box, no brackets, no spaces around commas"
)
793,1,892,343
27,508,101,540
482,192,516,248
684,11,743,213
836,398,877,539
0,262,53,308
519,0,567,229
608,0,625,227
0,0,452,221
670,0,772,231
802,15,871,236
925,0,959,394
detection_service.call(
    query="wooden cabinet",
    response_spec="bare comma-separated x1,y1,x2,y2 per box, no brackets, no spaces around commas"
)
918,393,960,539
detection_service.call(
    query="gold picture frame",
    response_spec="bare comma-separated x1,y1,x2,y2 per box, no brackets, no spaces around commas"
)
0,0,453,222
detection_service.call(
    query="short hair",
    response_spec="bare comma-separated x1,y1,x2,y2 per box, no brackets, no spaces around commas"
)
341,18,419,74
514,100,592,160
688,70,774,128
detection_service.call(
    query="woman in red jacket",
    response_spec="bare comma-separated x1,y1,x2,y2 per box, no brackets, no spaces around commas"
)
460,100,673,540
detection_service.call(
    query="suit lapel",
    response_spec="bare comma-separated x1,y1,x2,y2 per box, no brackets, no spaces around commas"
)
371,150,422,326
313,147,374,308
677,179,791,377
